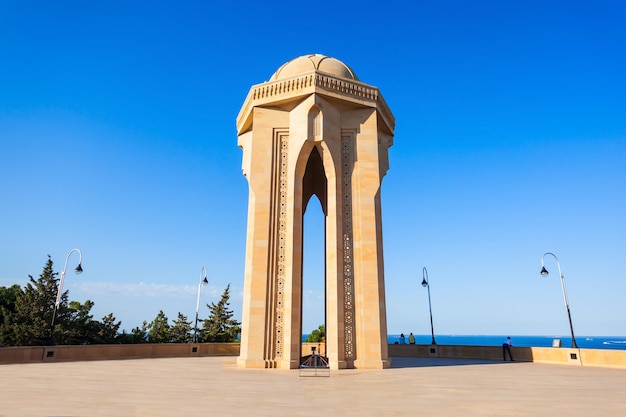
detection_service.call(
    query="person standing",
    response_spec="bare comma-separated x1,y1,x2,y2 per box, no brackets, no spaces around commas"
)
408,332,416,344
502,336,514,361
399,333,406,344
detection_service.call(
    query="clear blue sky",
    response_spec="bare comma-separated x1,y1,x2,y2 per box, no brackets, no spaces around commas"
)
1,1,624,337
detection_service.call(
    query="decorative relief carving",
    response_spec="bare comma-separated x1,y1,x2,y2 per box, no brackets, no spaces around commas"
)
264,129,289,366
342,133,355,360
274,132,289,359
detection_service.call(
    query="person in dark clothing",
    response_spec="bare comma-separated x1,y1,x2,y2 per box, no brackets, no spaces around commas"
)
502,336,514,361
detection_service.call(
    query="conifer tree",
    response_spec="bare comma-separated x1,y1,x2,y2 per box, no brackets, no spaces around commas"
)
200,284,240,342
11,256,60,346
1,257,121,346
170,312,192,343
96,313,121,344
63,300,96,345
0,284,23,346
119,321,148,344
147,310,171,343
0,284,22,318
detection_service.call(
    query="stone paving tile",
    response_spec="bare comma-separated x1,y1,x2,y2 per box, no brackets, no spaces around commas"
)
0,356,625,417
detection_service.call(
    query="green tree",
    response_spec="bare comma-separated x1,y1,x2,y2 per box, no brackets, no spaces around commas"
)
170,312,192,343
119,321,148,344
94,313,121,344
305,324,325,343
0,284,22,319
1,257,121,346
62,299,96,345
133,321,149,342
147,310,171,343
0,284,23,346
10,256,60,346
200,284,240,342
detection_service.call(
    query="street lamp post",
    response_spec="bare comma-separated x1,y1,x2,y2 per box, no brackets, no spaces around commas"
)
194,266,208,343
421,267,436,345
540,252,578,349
50,248,83,344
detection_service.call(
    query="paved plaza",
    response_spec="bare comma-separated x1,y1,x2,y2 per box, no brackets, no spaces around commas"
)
1,356,625,416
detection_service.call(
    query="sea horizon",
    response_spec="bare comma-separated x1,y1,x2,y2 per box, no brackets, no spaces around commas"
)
302,334,626,350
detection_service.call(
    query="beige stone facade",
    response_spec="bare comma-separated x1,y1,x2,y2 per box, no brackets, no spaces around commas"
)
236,54,394,369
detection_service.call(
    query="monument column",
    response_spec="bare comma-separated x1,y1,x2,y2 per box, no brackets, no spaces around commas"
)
236,54,395,369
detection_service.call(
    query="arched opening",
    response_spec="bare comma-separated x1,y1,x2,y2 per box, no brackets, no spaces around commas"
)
302,196,325,345
301,145,327,360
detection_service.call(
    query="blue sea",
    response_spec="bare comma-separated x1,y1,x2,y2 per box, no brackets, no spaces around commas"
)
302,334,626,350
386,334,626,350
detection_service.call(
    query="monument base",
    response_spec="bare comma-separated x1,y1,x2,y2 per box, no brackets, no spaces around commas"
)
353,358,391,369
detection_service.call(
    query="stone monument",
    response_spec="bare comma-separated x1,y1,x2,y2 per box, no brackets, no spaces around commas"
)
236,54,394,369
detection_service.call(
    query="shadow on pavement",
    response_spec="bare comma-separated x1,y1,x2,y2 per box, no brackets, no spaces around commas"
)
390,356,516,368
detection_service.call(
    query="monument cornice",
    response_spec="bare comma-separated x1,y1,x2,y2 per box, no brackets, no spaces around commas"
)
236,70,395,135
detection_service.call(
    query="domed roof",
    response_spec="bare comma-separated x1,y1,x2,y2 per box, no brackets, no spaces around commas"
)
270,54,359,81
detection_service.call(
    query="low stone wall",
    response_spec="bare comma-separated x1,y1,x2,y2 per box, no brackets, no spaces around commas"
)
0,343,240,364
578,347,626,368
2,343,625,368
0,343,323,365
388,344,626,368
302,342,326,357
